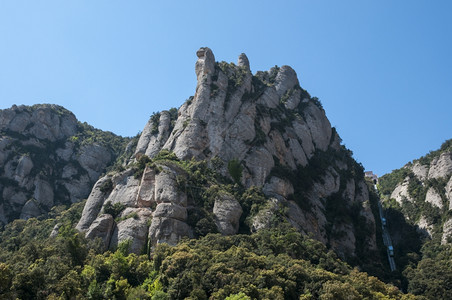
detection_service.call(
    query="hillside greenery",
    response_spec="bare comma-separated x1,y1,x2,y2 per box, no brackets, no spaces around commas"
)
0,202,419,300
377,138,452,299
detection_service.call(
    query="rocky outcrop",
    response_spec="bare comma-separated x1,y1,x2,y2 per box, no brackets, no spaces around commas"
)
428,152,452,179
446,176,452,210
442,218,452,244
390,177,413,204
76,161,194,253
0,104,126,225
213,193,242,235
381,140,452,246
417,215,434,238
411,162,428,181
425,187,443,209
77,47,379,259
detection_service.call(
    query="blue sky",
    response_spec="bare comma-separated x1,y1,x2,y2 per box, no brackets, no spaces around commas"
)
1,1,451,176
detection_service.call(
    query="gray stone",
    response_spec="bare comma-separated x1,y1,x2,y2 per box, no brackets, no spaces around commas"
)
153,203,187,221
195,47,216,81
33,178,54,208
76,176,111,232
148,217,192,249
49,223,62,238
237,53,250,69
390,177,413,204
411,162,428,181
213,193,242,235
243,147,274,187
251,199,278,232
15,155,33,180
274,66,299,98
106,169,140,207
417,215,433,238
263,176,294,199
292,118,315,159
56,142,74,161
78,144,112,181
304,102,332,151
425,187,443,209
85,214,115,250
428,152,452,179
62,174,92,203
20,199,41,220
136,166,156,207
145,110,173,158
110,208,152,254
154,166,187,206
256,87,279,109
446,176,452,210
441,218,452,245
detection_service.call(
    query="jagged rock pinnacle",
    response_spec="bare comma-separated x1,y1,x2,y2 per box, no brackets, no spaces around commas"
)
237,53,250,69
195,47,215,81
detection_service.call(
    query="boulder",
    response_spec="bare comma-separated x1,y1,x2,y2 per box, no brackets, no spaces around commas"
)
76,176,111,232
153,203,187,221
148,217,192,249
109,208,152,254
20,199,41,220
85,214,115,250
213,193,242,235
154,166,187,206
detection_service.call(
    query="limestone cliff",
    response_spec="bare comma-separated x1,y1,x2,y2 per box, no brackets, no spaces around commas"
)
0,104,129,225
379,139,452,244
77,47,378,260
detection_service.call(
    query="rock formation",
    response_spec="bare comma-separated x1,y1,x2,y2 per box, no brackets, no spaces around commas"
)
0,104,128,225
77,47,378,259
380,139,452,245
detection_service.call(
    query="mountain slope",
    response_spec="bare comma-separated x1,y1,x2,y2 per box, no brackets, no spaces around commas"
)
378,138,452,299
0,104,131,226
76,47,380,267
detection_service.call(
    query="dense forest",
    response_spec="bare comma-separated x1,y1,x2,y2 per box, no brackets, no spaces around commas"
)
0,200,418,299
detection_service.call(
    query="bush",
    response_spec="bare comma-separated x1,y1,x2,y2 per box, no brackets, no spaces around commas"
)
103,201,125,218
228,159,243,184
99,178,113,194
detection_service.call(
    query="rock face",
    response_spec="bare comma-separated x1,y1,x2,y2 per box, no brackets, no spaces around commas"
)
390,177,413,204
381,143,452,245
0,104,126,225
425,187,443,209
428,152,452,179
78,47,379,259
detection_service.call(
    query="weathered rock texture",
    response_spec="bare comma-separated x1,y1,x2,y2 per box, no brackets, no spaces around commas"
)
381,141,452,245
0,104,127,225
78,48,378,259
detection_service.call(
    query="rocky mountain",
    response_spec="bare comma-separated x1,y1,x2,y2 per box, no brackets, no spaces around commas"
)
379,139,452,244
377,139,452,298
76,47,380,263
0,104,131,226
